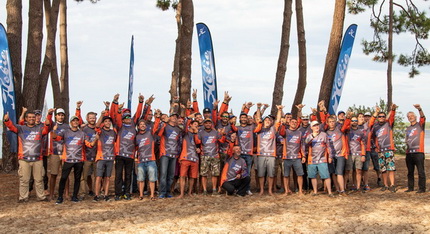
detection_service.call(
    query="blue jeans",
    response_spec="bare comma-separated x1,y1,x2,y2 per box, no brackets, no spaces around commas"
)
241,154,253,191
159,156,177,196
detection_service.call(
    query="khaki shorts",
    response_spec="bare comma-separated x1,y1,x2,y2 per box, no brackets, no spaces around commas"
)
49,154,62,175
200,156,221,177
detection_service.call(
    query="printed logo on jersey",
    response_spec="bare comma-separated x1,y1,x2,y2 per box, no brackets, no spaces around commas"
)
66,136,82,145
23,130,41,141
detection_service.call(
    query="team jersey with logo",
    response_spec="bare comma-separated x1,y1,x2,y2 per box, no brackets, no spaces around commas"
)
196,129,224,158
220,156,249,185
276,134,284,159
347,128,366,156
326,120,350,158
406,116,426,153
135,131,156,162
368,110,396,152
157,123,182,158
305,131,333,164
215,122,233,154
116,123,137,158
95,128,117,161
282,128,304,159
179,132,199,162
56,128,92,163
82,126,97,162
50,122,69,155
256,125,277,157
232,124,256,155
5,121,50,161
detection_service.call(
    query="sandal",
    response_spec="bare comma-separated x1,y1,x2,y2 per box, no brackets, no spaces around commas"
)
139,196,144,200
150,196,157,201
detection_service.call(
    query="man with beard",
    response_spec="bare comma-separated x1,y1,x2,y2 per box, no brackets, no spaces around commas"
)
346,116,366,193
220,145,250,197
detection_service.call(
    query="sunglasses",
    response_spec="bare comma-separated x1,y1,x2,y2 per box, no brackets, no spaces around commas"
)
377,116,386,118
352,120,358,122
221,115,229,118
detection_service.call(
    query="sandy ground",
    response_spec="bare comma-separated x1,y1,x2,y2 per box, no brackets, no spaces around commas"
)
1,156,430,233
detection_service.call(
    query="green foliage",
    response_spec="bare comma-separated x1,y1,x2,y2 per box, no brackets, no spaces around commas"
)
156,0,179,11
348,99,407,154
346,0,430,78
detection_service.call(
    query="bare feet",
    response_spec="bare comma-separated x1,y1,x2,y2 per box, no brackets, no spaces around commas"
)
259,191,264,196
177,195,184,199
268,192,274,196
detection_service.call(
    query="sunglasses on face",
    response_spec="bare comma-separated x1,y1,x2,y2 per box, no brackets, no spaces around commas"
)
378,116,386,118
352,120,358,122
222,116,229,118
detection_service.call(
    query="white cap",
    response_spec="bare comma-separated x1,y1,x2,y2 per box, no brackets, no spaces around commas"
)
310,120,320,127
364,112,372,116
56,108,65,115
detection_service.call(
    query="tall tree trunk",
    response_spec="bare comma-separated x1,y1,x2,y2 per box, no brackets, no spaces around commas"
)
317,0,346,110
169,1,182,103
3,0,23,172
178,0,193,106
59,0,69,119
270,0,293,116
291,0,307,118
22,0,43,111
387,0,393,110
38,0,60,110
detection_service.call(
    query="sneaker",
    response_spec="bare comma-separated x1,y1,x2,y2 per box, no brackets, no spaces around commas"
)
404,189,414,193
93,196,100,202
380,186,388,192
212,191,220,196
18,198,29,203
328,194,335,198
71,197,80,203
277,188,285,194
246,190,253,196
158,194,166,199
202,191,208,196
166,194,173,198
389,185,396,193
104,196,111,202
416,190,426,194
363,185,371,191
38,197,50,202
143,191,149,196
55,197,64,204
377,178,383,187
88,191,95,196
114,195,121,201
123,194,132,200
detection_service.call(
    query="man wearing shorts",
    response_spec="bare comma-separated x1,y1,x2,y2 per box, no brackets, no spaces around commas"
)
135,111,161,200
94,114,117,201
405,104,426,193
4,111,51,202
279,117,306,195
177,120,200,198
53,116,98,204
49,108,69,200
220,145,250,196
346,116,366,192
195,118,226,195
305,121,334,197
368,104,397,192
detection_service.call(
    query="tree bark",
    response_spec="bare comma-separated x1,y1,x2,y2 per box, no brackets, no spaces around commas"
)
59,0,70,119
169,1,182,103
317,0,346,110
178,0,193,106
22,0,43,111
38,0,60,110
291,0,307,118
387,0,393,110
270,0,293,116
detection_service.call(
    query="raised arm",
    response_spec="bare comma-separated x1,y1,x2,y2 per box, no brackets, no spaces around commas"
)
18,107,27,125
76,101,83,125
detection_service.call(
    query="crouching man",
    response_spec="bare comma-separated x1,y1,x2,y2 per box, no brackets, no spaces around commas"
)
220,145,250,196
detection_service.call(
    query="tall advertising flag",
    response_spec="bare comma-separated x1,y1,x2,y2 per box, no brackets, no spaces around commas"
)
0,23,17,152
127,35,134,110
196,23,218,110
328,24,358,115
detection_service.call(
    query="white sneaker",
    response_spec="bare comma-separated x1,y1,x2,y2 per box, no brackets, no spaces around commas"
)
246,190,253,196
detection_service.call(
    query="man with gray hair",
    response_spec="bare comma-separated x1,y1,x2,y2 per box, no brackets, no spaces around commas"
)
405,104,426,193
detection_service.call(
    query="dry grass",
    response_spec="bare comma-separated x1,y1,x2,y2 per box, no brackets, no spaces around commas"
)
1,156,430,233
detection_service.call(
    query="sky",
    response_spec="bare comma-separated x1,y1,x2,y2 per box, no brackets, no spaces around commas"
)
0,0,429,119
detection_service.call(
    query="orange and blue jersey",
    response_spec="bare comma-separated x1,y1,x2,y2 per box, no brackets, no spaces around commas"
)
406,116,426,153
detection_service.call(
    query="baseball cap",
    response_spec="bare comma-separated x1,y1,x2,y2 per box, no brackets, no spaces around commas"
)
337,110,345,115
56,108,65,115
203,108,211,114
34,110,42,115
102,116,113,122
170,113,179,117
239,112,248,117
122,108,131,113
310,120,320,127
122,112,131,119
69,116,79,122
203,118,213,123
364,112,372,116
301,115,309,120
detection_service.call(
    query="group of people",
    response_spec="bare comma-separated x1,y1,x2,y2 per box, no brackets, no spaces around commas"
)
4,90,426,204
